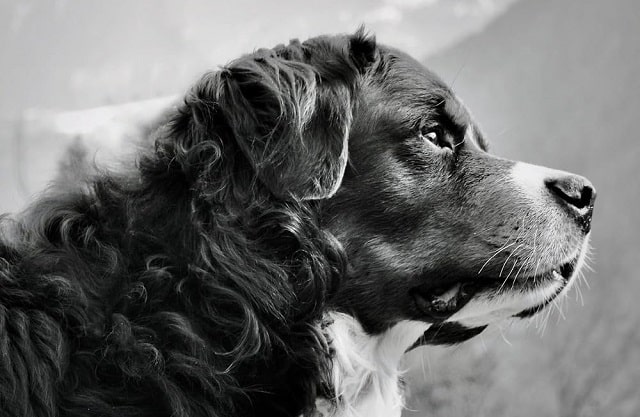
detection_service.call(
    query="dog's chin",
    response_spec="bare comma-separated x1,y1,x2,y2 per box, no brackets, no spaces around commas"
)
411,256,578,321
408,243,588,348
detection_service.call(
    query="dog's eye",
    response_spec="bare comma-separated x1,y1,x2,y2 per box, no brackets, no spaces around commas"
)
423,131,439,143
419,126,452,150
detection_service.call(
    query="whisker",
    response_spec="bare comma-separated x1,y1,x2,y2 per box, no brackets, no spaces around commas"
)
477,240,516,275
574,273,585,306
498,324,512,346
499,242,524,278
551,296,567,322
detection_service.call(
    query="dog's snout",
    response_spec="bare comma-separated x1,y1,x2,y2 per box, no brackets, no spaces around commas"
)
545,174,596,231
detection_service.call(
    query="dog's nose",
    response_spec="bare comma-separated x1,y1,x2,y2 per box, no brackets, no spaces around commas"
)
545,174,596,232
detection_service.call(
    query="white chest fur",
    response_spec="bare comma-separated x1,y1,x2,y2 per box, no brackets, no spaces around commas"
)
314,312,430,417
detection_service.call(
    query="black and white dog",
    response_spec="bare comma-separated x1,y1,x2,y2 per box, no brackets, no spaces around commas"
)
0,30,595,417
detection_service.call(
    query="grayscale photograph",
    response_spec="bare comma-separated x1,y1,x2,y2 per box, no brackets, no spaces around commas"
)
0,1,637,416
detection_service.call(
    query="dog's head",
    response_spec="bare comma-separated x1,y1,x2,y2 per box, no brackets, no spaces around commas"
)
177,30,595,346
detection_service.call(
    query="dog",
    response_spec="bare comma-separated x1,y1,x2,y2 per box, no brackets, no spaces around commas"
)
0,29,595,417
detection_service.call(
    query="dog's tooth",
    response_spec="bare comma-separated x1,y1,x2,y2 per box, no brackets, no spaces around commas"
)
433,283,461,303
430,298,449,312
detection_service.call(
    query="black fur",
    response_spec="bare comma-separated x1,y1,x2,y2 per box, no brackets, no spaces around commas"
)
0,31,376,417
411,323,488,348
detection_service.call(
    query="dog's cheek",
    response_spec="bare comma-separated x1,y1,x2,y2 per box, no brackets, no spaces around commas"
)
324,147,476,277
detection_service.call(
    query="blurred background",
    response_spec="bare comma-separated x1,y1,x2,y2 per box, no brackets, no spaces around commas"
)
1,0,638,415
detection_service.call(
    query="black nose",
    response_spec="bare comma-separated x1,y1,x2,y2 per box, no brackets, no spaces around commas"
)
545,174,596,233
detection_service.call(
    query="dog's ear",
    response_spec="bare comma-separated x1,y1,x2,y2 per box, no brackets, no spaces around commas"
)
208,33,377,201
349,26,378,74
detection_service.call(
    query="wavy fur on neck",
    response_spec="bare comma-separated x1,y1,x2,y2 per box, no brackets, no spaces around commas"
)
0,31,379,417
315,313,429,417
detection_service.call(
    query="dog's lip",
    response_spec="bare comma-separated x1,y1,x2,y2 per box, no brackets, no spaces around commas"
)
411,256,579,322
514,256,579,318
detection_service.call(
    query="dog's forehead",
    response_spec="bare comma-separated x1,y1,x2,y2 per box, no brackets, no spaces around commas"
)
377,46,451,95
370,47,488,149
376,48,460,111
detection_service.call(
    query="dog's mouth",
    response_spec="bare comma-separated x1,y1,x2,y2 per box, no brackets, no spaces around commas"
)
406,256,580,350
411,256,579,323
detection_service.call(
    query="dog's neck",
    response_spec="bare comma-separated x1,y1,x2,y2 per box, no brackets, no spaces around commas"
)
315,312,429,417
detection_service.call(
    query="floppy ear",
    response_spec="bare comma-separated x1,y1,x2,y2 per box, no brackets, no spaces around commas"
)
210,32,377,201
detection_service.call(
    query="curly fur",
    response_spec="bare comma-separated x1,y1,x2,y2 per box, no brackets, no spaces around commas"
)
0,31,377,417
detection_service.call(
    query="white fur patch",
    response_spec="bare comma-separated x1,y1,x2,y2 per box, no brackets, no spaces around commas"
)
509,161,551,203
450,236,590,328
509,161,580,205
315,312,429,417
449,279,565,328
